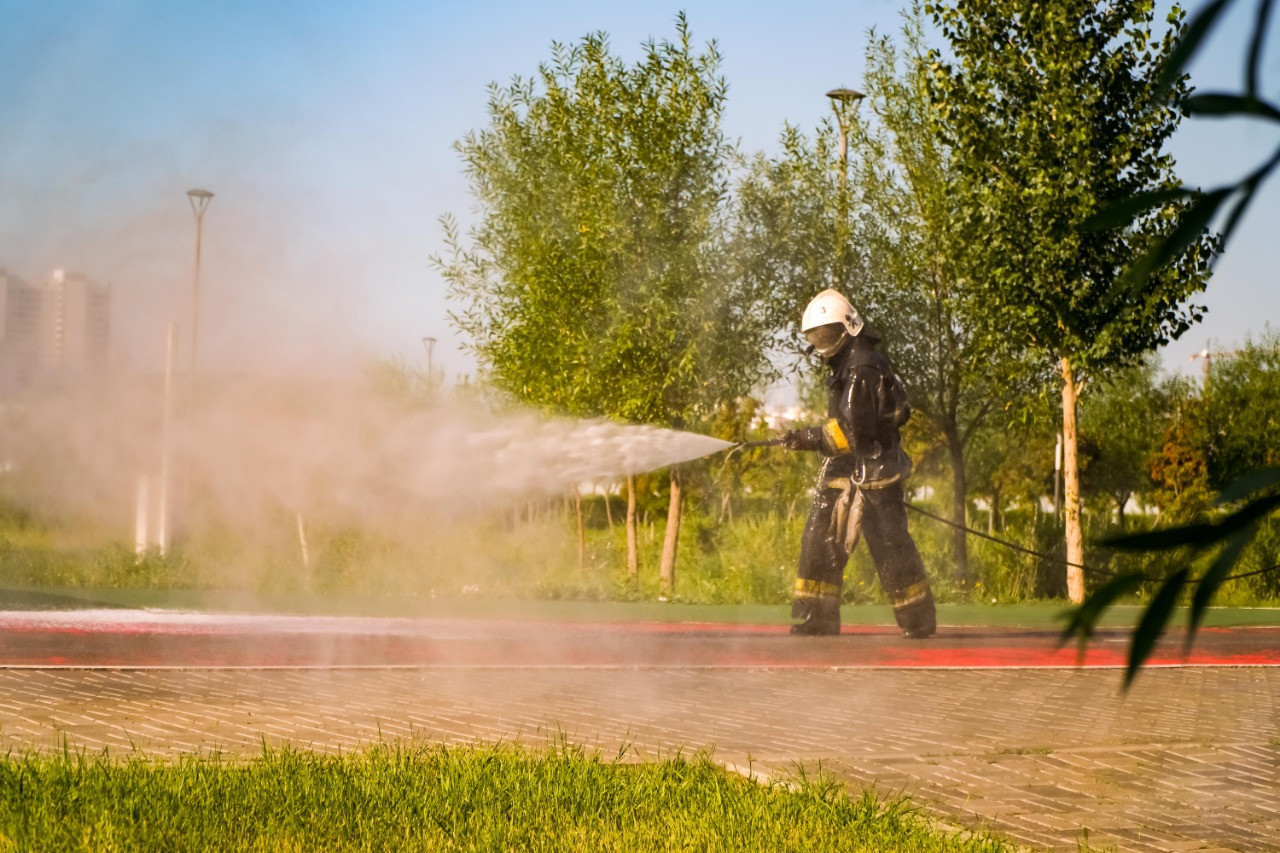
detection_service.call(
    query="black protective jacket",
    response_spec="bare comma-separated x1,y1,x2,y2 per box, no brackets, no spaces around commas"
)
812,334,911,480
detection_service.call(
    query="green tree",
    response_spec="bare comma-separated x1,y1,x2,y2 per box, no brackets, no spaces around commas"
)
1199,330,1280,488
1077,357,1170,525
1148,382,1212,522
967,399,1058,526
1063,0,1280,684
734,123,864,364
926,0,1217,602
436,16,775,596
963,390,1071,596
851,10,1050,590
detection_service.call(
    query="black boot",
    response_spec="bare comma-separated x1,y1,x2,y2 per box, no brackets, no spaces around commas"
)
890,583,936,639
790,594,841,636
790,617,840,636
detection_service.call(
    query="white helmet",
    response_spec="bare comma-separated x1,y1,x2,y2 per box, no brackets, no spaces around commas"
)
801,289,863,356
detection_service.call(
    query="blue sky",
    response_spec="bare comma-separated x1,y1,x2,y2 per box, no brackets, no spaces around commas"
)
0,0,1276,382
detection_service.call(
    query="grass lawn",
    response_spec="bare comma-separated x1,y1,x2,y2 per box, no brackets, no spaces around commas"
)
0,742,1009,852
5,585,1279,629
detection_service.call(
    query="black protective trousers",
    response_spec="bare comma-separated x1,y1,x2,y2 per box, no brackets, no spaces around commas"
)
791,478,936,636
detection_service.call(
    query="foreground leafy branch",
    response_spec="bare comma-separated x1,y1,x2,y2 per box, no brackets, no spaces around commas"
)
1068,0,1279,684
1062,468,1280,687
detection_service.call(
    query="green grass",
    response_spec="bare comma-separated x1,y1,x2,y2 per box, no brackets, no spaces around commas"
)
992,746,1054,756
0,742,1009,852
4,498,1280,620
6,584,1279,629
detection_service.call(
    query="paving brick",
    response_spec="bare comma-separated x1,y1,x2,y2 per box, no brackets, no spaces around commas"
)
1,665,1278,850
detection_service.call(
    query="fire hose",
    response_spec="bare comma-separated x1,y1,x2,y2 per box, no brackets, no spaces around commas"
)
721,435,1111,573
735,438,787,449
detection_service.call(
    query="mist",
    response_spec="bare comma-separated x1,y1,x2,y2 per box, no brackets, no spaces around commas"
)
2,372,729,544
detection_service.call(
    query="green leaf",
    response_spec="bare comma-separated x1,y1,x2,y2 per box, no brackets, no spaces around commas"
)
1218,182,1259,247
1080,188,1192,233
1101,522,1215,551
1218,145,1280,248
1059,572,1147,655
1218,492,1280,533
1246,0,1276,97
1182,93,1280,122
1155,0,1234,93
1215,467,1280,505
1106,492,1280,554
1187,527,1255,649
1120,188,1229,289
1124,568,1189,690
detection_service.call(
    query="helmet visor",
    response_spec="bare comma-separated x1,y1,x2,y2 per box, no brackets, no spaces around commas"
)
805,323,847,356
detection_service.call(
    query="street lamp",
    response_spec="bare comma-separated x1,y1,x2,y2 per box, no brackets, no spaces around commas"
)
186,188,214,380
826,88,864,286
156,322,177,556
183,188,213,519
423,336,437,393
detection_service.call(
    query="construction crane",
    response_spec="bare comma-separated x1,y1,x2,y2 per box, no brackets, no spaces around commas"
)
1189,342,1238,386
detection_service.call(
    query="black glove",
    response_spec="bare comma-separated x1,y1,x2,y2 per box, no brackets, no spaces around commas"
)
782,427,822,451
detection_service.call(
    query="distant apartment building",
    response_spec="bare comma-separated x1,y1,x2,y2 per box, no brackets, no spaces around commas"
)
0,268,111,394
1,270,40,393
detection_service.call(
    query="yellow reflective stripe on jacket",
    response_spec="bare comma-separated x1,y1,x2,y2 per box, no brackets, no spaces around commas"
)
794,578,841,601
822,419,850,454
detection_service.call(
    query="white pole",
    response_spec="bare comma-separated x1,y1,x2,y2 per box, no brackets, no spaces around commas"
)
1053,433,1063,517
135,475,149,558
296,512,310,568
157,322,177,556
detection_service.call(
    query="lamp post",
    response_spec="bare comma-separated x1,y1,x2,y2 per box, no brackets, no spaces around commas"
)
422,336,437,394
182,188,213,522
186,189,214,380
825,88,864,287
157,322,177,555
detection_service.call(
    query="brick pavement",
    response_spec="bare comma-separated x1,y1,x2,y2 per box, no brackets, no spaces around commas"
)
1,665,1277,851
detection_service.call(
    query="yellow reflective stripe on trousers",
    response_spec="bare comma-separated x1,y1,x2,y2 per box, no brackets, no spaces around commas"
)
822,419,850,453
890,581,929,609
794,578,841,601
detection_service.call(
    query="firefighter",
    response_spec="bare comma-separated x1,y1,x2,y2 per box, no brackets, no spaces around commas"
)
781,289,936,638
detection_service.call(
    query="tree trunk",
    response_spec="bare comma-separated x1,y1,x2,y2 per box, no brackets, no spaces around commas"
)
659,468,682,600
1061,355,1085,604
626,474,638,584
603,485,613,530
720,489,734,525
574,490,585,573
945,423,970,591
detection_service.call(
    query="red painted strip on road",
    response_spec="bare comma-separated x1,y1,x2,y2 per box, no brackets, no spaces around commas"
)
872,645,1280,668
2,613,1278,669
